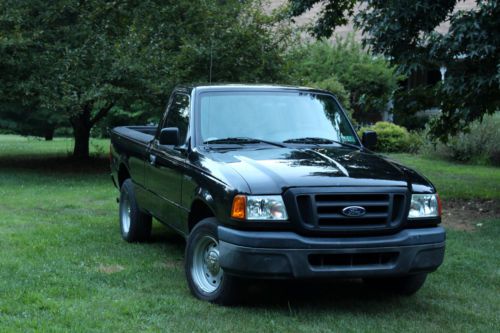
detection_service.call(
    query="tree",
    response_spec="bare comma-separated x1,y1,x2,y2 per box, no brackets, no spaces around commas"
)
122,0,292,95
285,37,400,122
289,0,500,140
0,103,61,140
0,17,61,140
0,0,139,157
0,0,291,158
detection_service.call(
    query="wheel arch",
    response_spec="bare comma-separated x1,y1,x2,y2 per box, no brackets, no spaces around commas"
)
118,163,131,188
188,198,216,232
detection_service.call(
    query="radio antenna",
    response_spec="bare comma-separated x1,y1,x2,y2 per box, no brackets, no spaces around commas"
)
209,36,213,84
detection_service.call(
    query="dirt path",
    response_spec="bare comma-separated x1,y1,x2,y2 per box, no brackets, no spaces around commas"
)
441,199,499,231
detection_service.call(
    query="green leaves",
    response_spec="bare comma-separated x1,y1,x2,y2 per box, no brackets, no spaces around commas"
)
288,0,357,38
358,121,414,153
1,0,293,156
426,0,500,141
286,36,400,122
289,0,500,141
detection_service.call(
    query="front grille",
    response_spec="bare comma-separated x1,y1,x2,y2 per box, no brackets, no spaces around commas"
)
309,252,399,268
315,193,405,226
288,187,408,235
315,193,389,226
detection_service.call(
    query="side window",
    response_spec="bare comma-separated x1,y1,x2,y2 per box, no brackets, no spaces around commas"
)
163,93,190,144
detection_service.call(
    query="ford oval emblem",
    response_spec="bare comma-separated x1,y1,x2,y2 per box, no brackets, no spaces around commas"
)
342,206,366,217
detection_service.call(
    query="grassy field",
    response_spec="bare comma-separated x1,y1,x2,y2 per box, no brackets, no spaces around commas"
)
387,153,500,200
0,135,499,332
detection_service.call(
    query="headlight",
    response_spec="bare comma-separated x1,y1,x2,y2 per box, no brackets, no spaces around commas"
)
231,195,288,220
408,194,441,218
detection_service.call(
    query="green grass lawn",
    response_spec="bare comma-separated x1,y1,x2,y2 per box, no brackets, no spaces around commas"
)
0,135,499,332
0,134,109,159
387,153,500,200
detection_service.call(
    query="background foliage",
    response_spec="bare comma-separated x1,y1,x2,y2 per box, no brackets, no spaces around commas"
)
289,0,500,141
286,37,400,123
0,0,292,158
358,121,417,153
421,113,500,166
1,0,499,164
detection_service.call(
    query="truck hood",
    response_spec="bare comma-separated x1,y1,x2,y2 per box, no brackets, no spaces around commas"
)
205,146,409,194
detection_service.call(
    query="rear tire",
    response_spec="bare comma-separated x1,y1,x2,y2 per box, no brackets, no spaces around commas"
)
364,273,428,295
185,218,241,305
119,179,152,242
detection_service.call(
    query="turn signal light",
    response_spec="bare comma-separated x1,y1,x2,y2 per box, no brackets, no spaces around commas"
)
231,195,246,219
437,194,442,216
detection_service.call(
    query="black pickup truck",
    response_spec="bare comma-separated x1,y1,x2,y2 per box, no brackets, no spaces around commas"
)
110,84,445,304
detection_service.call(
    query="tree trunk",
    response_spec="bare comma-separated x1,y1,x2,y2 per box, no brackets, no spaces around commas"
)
70,105,92,159
72,123,91,159
70,102,113,159
44,127,55,141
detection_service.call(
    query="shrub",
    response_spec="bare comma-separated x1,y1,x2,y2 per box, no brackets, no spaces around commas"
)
407,130,425,154
0,128,16,135
423,113,500,166
358,121,414,153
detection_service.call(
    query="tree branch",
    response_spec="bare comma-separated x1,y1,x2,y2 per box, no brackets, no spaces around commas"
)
90,102,114,126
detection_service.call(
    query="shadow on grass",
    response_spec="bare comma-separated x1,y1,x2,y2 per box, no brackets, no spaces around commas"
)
0,154,109,174
239,278,403,311
150,223,186,246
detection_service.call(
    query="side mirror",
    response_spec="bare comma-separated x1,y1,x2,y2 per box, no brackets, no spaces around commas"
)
159,127,180,146
362,130,377,149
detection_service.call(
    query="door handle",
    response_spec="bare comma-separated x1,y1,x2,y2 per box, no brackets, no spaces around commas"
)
149,154,157,166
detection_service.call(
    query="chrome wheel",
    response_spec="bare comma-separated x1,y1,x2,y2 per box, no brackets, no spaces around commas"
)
191,235,223,293
120,194,131,234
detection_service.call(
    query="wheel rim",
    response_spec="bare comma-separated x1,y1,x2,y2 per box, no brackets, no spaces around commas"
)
191,235,223,293
120,194,131,234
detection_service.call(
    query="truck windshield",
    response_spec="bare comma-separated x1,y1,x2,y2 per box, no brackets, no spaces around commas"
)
199,91,359,146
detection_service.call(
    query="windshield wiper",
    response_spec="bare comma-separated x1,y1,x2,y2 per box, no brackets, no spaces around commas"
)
329,139,361,149
283,137,360,149
204,137,286,148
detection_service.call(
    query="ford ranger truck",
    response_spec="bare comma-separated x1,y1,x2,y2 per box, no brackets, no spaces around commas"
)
110,84,445,304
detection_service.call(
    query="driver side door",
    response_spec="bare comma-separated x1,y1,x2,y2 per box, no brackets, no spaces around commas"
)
145,93,190,231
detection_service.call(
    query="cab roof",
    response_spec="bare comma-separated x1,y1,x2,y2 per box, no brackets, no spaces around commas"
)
174,83,332,96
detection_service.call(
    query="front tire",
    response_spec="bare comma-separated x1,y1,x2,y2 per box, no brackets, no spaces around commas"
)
119,179,152,242
185,218,241,305
364,273,428,295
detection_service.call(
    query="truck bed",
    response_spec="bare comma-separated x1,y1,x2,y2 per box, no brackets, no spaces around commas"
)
110,126,157,165
111,126,157,144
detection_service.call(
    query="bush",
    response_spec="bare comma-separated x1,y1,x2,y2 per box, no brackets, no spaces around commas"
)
0,128,16,135
358,122,414,153
423,113,500,166
407,130,425,154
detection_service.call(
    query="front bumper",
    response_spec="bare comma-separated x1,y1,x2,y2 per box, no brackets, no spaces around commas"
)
218,226,445,279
